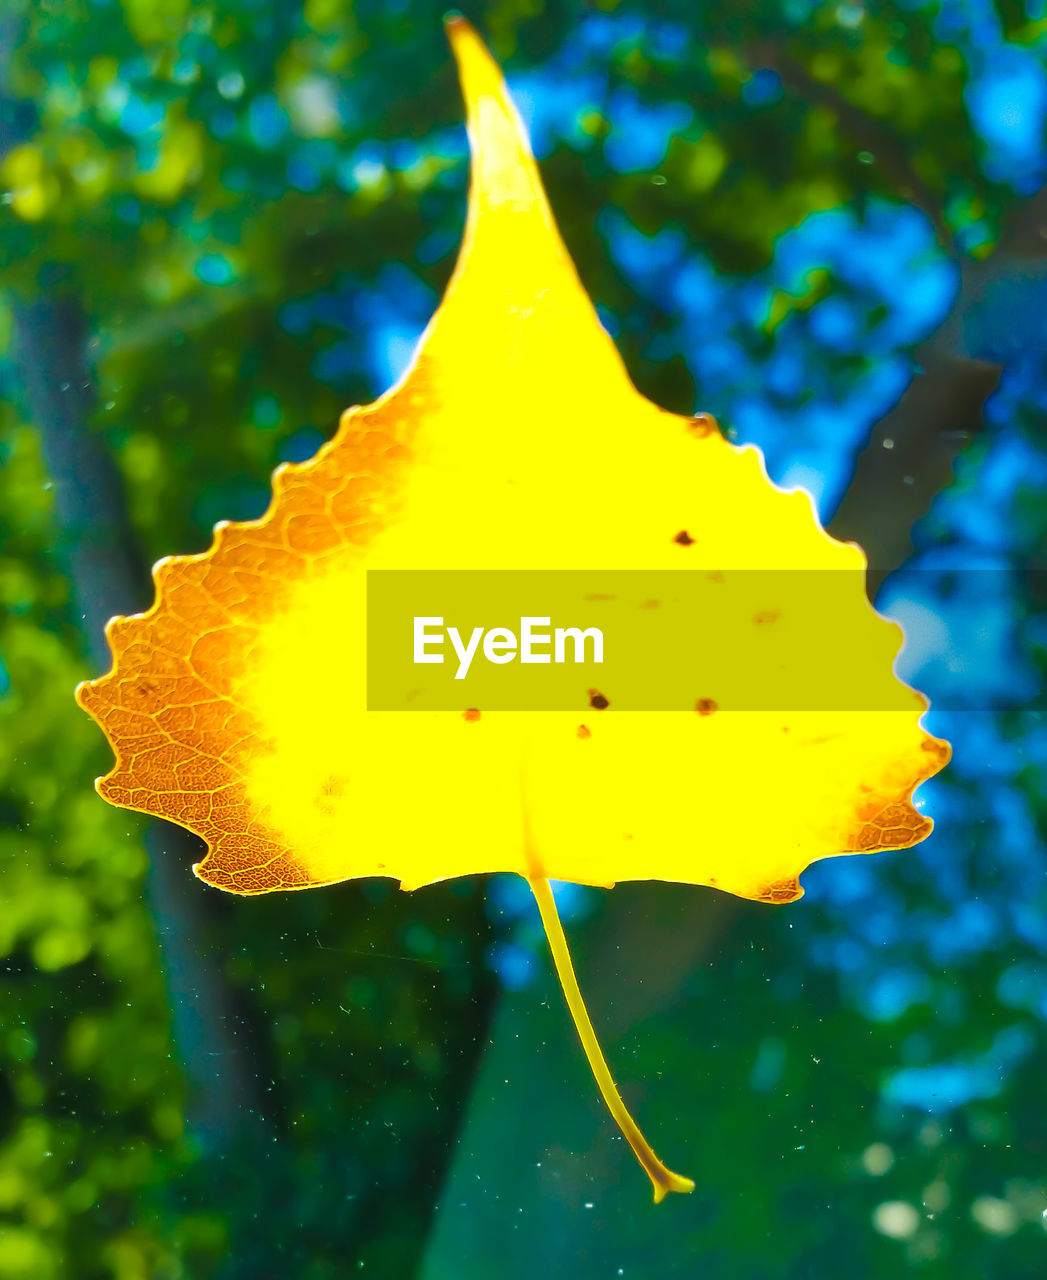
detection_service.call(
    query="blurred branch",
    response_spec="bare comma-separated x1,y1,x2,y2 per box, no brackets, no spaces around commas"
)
747,40,954,254
740,42,1047,585
93,282,263,360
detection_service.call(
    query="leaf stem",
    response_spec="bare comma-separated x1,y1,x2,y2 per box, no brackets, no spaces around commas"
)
527,875,695,1203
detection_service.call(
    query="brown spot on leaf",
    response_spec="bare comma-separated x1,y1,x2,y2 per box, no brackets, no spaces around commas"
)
695,698,718,716
674,530,695,546
577,724,591,739
589,691,610,710
687,413,717,437
463,708,481,722
316,774,347,818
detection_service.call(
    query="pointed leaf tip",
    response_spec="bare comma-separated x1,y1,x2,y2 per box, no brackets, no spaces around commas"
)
440,16,549,193
445,15,492,64
430,15,630,389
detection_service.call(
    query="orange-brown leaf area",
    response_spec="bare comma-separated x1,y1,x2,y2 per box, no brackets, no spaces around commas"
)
79,399,417,892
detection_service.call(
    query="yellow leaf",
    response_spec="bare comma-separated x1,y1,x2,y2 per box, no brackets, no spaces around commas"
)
77,18,949,1201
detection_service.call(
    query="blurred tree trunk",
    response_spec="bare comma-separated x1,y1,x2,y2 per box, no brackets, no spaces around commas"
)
828,354,1000,593
10,268,272,1154
0,30,271,1152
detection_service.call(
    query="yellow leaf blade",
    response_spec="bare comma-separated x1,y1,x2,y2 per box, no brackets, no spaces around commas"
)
76,20,948,902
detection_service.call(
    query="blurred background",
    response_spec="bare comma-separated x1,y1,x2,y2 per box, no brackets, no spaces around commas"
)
1,0,1045,1275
